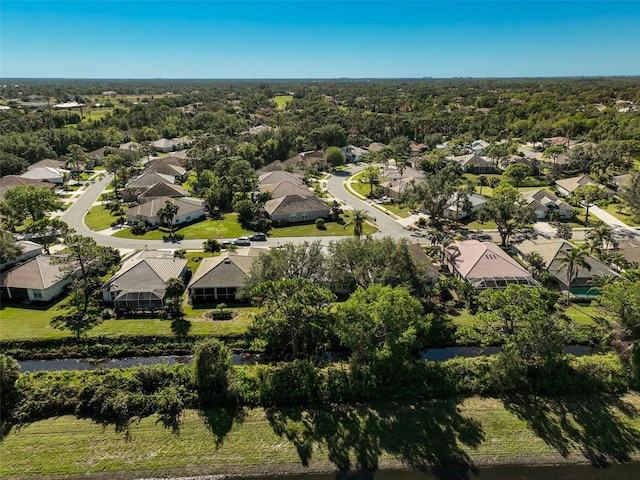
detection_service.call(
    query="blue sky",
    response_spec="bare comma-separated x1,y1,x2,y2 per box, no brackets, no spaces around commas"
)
1,1,639,78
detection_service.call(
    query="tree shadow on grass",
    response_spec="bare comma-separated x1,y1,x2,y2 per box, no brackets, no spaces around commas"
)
503,394,640,466
199,407,247,448
266,399,484,479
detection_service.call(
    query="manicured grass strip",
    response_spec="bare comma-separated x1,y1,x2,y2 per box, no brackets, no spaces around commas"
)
113,214,253,240
269,211,378,237
600,201,640,227
84,205,125,231
2,394,639,478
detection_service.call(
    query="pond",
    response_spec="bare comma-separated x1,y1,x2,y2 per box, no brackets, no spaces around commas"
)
17,346,596,373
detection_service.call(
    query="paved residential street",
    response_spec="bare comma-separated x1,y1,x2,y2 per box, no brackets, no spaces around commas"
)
59,165,625,252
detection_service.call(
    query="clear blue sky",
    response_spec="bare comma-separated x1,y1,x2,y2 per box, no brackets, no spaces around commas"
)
1,1,639,78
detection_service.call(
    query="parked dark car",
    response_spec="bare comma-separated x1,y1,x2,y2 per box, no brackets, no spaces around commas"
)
249,233,267,241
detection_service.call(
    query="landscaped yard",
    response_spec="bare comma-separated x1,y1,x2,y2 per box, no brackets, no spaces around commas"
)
84,205,127,231
269,211,378,237
113,214,253,240
600,201,640,227
0,298,255,341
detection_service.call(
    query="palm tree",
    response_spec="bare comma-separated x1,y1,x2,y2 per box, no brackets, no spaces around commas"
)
361,165,381,195
525,252,546,278
477,175,487,195
557,247,591,304
344,209,368,238
440,236,459,265
586,223,618,255
157,200,179,233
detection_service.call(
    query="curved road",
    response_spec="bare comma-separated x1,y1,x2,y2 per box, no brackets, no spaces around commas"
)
61,169,409,251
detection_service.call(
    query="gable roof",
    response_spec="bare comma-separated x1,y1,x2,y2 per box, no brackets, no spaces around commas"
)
449,240,534,280
138,183,188,200
407,244,440,278
126,196,204,219
119,141,142,151
264,194,329,216
259,181,313,198
452,154,493,167
555,175,613,195
514,239,618,282
0,255,67,290
145,156,186,168
520,189,572,211
103,252,187,291
382,167,425,182
258,170,304,186
188,253,258,289
126,171,175,189
143,163,187,178
19,166,67,181
27,159,66,171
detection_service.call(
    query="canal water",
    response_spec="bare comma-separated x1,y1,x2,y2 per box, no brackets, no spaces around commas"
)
18,346,595,373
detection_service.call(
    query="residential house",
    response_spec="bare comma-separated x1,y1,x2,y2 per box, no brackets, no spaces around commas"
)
119,141,142,152
443,193,487,220
521,189,573,220
407,244,440,287
0,255,71,302
409,142,428,157
259,181,313,199
0,176,56,200
498,155,539,173
89,146,108,166
618,240,640,267
610,174,630,190
27,159,66,171
452,154,496,174
470,140,489,156
123,171,175,201
367,142,387,152
145,155,186,169
513,239,618,297
187,250,263,303
264,194,330,224
258,170,305,187
137,183,188,203
143,163,187,182
19,166,68,184
444,240,539,289
341,145,368,163
151,137,188,153
0,241,43,271
555,175,615,198
102,250,188,313
125,196,205,227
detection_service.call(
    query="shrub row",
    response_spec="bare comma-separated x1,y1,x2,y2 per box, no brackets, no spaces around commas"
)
3,353,630,437
0,334,248,361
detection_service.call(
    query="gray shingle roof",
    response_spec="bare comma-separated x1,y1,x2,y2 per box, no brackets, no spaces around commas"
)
259,181,313,199
264,194,329,216
126,197,203,218
188,254,257,289
103,254,187,291
126,172,175,189
0,255,67,290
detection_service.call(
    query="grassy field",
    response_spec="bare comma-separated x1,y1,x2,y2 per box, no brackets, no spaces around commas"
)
84,205,126,231
1,393,638,478
272,95,293,109
113,214,253,240
0,298,255,341
269,211,378,237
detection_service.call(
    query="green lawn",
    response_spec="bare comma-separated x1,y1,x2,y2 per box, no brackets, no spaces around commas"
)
84,205,126,231
271,95,293,109
113,214,253,240
269,211,378,237
0,298,255,341
600,201,640,227
2,394,639,478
